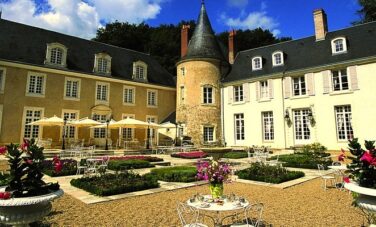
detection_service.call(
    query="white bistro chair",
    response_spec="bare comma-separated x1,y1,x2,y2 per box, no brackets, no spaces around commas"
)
177,202,207,227
317,164,336,190
230,202,264,227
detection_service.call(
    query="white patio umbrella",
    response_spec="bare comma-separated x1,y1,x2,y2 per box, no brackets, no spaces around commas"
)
90,119,117,128
109,117,149,129
71,117,101,127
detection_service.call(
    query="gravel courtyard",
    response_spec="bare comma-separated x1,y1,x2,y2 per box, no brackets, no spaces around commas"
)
45,177,365,227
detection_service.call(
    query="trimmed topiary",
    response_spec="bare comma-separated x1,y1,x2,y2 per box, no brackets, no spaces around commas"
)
107,159,154,171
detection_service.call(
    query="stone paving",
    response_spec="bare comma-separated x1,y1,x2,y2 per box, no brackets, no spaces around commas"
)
44,152,336,204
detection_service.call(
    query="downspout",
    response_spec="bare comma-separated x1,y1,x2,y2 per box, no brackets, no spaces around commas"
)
281,70,288,149
221,86,225,146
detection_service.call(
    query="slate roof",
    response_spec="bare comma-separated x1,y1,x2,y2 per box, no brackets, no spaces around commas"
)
0,19,175,87
161,111,176,124
183,2,227,62
224,21,376,83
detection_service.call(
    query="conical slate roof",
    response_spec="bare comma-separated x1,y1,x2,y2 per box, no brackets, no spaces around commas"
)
185,2,227,61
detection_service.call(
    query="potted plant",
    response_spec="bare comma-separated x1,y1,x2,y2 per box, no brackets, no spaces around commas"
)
196,159,232,199
345,139,376,226
0,139,63,226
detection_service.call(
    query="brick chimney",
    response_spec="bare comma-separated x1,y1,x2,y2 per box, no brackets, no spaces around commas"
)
228,29,236,64
313,9,328,41
181,25,190,57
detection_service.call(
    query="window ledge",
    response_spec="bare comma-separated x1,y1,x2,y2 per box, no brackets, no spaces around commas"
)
44,62,67,68
147,105,158,108
64,97,80,101
272,64,284,67
252,68,262,71
332,51,347,56
123,102,136,106
201,103,216,107
262,140,274,143
289,95,310,100
232,101,245,105
26,93,45,98
329,90,353,96
258,98,271,103
95,100,109,105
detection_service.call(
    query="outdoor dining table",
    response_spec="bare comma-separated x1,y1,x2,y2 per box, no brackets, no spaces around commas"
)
328,165,348,189
85,158,105,175
187,195,249,227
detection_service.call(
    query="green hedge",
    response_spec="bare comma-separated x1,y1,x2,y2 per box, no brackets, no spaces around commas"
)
236,163,305,184
270,153,332,169
107,159,154,171
147,166,198,182
0,174,10,187
70,172,159,196
223,152,248,159
42,159,77,177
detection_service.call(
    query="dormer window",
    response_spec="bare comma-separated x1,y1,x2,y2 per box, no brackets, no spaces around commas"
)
94,53,111,75
45,43,67,67
331,37,347,54
252,57,262,71
133,61,148,81
272,51,284,66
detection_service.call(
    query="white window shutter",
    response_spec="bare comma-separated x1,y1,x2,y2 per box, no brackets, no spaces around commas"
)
284,77,291,98
348,66,359,90
322,70,331,94
255,82,260,101
243,83,250,102
305,73,315,96
268,79,274,99
228,86,233,104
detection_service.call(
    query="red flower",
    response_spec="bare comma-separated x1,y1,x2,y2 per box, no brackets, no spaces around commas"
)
338,154,345,162
25,159,33,165
0,192,11,200
54,161,63,173
20,139,30,151
343,176,350,183
0,146,7,155
360,151,376,165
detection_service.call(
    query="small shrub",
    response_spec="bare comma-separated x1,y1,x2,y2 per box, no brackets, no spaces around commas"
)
0,173,10,186
271,153,332,169
70,172,159,196
42,159,77,177
297,143,329,158
107,159,154,171
110,156,163,162
171,151,208,159
148,166,198,182
223,152,248,159
236,163,304,184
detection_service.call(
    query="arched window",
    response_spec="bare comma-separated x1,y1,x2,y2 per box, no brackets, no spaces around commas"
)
331,37,347,54
94,53,112,75
272,51,284,66
252,56,262,70
133,61,148,81
45,43,67,67
50,48,63,65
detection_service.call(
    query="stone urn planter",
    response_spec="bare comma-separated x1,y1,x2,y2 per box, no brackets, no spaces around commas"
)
0,189,63,226
345,182,376,226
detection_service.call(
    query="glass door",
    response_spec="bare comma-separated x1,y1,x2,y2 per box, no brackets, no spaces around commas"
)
293,109,311,145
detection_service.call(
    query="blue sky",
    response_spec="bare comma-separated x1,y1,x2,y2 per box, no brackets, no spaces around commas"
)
0,0,361,39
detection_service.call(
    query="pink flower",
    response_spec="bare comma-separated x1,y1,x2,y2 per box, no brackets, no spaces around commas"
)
343,176,350,183
54,161,63,173
20,139,30,151
338,154,345,162
0,147,7,155
25,159,33,165
360,151,375,164
0,192,11,200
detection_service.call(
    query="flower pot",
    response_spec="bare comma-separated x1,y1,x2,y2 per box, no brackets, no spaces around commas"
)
345,182,376,226
209,182,223,199
0,189,63,226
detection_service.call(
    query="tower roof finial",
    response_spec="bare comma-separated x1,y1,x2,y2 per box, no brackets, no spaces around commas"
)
201,0,204,5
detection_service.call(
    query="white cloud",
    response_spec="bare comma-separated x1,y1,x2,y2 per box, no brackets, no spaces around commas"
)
0,0,165,39
227,0,249,8
221,11,281,36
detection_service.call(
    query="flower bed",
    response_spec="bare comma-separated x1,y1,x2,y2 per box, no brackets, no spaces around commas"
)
147,166,197,182
107,159,154,171
270,153,332,169
171,151,208,159
42,159,77,177
110,156,163,162
236,162,305,184
223,152,248,159
70,172,159,196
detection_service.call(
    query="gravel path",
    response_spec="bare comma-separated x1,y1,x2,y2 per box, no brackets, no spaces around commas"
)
45,177,365,227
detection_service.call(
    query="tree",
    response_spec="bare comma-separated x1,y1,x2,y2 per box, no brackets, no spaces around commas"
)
353,0,376,24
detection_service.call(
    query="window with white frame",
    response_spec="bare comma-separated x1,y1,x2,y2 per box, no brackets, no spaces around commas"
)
147,90,157,107
293,76,306,96
146,116,157,139
93,114,106,138
234,114,245,141
122,115,135,140
233,85,244,102
45,43,67,67
97,58,108,73
332,69,349,91
27,72,46,96
331,37,347,54
203,126,214,142
136,66,145,79
335,105,354,140
65,78,80,99
123,86,135,104
0,68,5,93
96,82,109,102
63,111,78,139
260,81,269,99
180,86,185,103
203,86,213,104
262,112,274,141
94,53,111,74
23,108,43,139
252,57,262,70
272,51,284,66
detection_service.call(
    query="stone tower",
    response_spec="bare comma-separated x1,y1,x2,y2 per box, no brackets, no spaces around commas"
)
176,2,229,146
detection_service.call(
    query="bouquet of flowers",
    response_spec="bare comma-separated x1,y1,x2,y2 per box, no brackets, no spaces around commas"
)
347,139,376,189
196,159,232,184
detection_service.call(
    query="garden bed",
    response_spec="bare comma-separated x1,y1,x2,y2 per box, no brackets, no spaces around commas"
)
107,159,154,171
236,163,305,184
223,152,248,159
171,151,208,159
70,172,159,196
42,159,77,177
147,166,198,182
110,156,163,162
270,153,332,169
